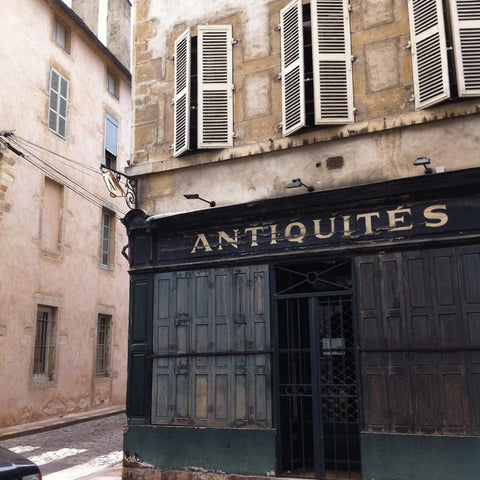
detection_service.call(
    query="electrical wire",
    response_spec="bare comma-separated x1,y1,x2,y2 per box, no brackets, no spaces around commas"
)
0,132,128,218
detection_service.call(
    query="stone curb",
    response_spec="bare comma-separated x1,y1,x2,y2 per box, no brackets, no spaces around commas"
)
0,405,126,441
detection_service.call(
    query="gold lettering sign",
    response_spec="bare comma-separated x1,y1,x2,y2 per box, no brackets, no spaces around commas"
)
189,204,449,255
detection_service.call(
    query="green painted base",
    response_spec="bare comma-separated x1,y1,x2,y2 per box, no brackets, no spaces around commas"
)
123,424,277,477
361,432,480,480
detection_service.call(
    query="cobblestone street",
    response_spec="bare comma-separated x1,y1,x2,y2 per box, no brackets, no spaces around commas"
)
0,412,125,479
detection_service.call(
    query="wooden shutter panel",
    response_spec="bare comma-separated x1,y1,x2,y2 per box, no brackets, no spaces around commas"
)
198,25,233,148
48,68,69,138
173,29,191,157
407,0,450,109
280,0,305,136
311,0,354,124
450,0,480,97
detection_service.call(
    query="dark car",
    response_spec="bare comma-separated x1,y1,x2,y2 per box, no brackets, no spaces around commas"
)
0,446,41,479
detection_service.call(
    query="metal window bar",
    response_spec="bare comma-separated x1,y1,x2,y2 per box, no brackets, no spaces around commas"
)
96,317,110,376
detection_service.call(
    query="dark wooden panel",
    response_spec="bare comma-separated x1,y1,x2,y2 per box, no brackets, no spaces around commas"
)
151,265,271,428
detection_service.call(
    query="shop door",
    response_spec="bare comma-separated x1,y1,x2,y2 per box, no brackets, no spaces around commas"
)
275,261,360,479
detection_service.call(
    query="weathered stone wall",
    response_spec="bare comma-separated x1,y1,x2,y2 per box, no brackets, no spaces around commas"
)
129,0,480,216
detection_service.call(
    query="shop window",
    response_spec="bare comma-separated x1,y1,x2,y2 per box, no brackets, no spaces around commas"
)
100,208,114,268
280,0,354,137
96,314,112,377
407,0,480,109
33,306,57,381
173,25,234,157
48,68,69,139
104,113,118,170
53,18,70,53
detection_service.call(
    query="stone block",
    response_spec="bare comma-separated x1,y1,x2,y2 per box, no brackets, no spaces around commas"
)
365,37,399,92
244,72,272,120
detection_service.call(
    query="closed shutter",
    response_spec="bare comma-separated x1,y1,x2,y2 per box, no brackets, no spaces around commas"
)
48,68,69,138
311,0,354,124
407,0,450,109
280,0,306,136
152,266,271,427
198,25,233,148
173,29,191,157
449,0,480,97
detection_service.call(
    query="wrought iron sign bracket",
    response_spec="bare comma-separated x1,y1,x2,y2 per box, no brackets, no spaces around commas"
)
100,165,137,209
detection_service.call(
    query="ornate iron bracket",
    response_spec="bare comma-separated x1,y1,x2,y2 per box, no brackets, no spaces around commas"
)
100,165,137,209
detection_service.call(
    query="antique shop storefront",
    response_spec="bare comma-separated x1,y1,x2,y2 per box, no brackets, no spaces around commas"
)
123,167,480,480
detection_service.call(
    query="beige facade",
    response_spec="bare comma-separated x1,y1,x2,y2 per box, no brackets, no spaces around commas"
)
0,0,131,427
129,0,479,214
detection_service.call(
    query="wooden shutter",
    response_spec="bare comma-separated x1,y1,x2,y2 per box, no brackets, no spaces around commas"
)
198,25,233,148
173,29,191,157
280,0,305,136
104,113,118,157
151,266,271,427
449,0,480,97
311,0,354,123
407,0,450,109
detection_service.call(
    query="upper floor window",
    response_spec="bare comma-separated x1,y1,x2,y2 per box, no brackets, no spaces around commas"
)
54,18,70,53
173,25,234,157
280,0,354,137
48,68,69,139
408,0,480,109
104,113,119,170
107,70,119,98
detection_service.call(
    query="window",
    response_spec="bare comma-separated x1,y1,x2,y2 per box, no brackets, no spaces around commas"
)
48,68,69,138
280,0,354,137
53,19,70,52
96,315,111,377
173,25,234,157
33,306,57,380
107,71,119,98
100,208,114,267
104,113,118,170
408,0,480,109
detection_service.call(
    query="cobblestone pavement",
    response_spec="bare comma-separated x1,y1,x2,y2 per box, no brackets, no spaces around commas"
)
0,413,125,479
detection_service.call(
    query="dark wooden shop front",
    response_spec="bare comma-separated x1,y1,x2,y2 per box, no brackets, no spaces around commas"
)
123,167,480,480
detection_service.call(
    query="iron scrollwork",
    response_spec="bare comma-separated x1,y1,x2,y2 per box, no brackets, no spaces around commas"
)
100,165,137,209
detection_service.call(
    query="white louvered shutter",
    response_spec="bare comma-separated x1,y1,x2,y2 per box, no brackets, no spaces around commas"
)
280,0,305,136
173,29,191,157
198,25,233,148
449,0,480,97
407,0,450,109
311,0,354,124
48,68,69,138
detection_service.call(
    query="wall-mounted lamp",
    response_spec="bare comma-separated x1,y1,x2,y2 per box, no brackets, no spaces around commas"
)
413,157,432,174
184,193,216,207
286,178,314,192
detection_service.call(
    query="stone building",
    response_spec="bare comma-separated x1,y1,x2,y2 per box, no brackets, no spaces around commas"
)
123,1,479,479
0,0,131,426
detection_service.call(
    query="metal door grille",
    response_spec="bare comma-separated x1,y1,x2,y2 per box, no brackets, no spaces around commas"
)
275,260,360,479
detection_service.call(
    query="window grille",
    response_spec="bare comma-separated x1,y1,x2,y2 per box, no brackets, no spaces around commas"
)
96,315,111,376
33,307,56,380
